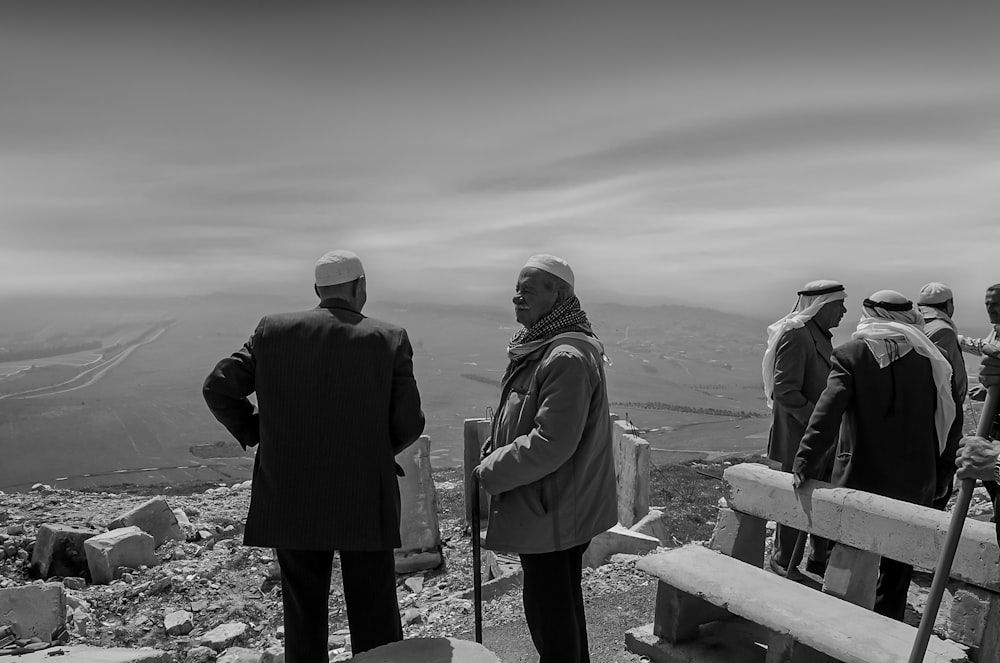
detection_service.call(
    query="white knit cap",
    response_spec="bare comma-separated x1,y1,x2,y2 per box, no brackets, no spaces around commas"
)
522,254,574,288
917,282,953,306
315,250,365,286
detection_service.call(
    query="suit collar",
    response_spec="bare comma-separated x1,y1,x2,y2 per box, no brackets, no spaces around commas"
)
316,298,363,316
805,319,834,367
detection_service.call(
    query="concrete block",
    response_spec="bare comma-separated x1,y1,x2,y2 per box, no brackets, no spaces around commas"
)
612,420,651,527
394,436,442,560
582,524,660,568
653,581,731,644
457,551,523,602
933,580,1000,655
350,637,501,662
393,549,442,574
463,418,492,528
626,620,773,663
709,508,766,566
0,582,65,641
84,526,157,585
821,544,878,609
29,523,100,580
765,633,839,663
0,646,173,662
108,496,183,548
631,508,671,546
723,463,1000,591
199,622,249,651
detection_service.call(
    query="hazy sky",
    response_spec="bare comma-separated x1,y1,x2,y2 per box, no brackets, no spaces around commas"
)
2,2,998,321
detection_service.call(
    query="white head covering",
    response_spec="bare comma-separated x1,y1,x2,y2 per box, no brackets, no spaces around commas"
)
523,254,574,288
852,290,954,453
315,250,365,286
917,282,953,306
762,280,846,407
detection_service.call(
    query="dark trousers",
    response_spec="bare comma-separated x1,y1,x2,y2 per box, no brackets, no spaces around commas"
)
771,524,831,568
875,556,913,621
520,542,590,663
277,548,401,662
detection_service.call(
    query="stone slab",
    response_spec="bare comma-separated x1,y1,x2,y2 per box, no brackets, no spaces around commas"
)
108,497,183,548
395,436,442,556
29,524,100,580
394,549,443,574
636,545,969,663
631,508,671,546
83,526,157,585
582,524,660,568
612,420,651,527
724,463,1000,591
350,637,501,662
0,646,172,662
0,582,65,641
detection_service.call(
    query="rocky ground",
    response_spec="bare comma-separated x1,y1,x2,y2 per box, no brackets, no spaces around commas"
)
0,457,741,661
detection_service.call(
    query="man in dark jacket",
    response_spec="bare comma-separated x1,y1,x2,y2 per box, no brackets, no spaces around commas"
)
476,254,617,663
762,280,846,577
918,282,967,508
794,291,954,620
203,250,425,661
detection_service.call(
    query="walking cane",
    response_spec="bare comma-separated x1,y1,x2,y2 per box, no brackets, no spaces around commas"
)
908,385,1000,663
471,472,484,644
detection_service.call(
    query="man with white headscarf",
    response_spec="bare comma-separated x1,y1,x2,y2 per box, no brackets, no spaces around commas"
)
476,254,617,663
794,290,955,620
762,280,846,577
918,282,967,508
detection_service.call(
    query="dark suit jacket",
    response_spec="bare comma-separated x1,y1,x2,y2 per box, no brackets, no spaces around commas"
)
794,339,945,506
767,320,834,470
202,298,425,551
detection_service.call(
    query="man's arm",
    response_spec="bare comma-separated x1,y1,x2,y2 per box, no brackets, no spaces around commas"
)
793,351,853,483
389,329,425,455
477,350,593,496
202,321,262,450
771,329,815,426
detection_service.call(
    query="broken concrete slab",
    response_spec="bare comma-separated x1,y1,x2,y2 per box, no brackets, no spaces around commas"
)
394,436,442,573
84,527,157,585
0,646,173,662
629,508,670,546
29,524,100,580
108,497,184,548
583,524,660,568
350,636,501,662
0,582,66,641
612,420,650,528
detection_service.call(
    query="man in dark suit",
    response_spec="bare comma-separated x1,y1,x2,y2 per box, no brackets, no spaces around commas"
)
794,290,954,620
762,280,846,577
203,250,425,660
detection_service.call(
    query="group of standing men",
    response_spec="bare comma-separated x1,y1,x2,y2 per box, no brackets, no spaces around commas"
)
203,250,616,663
764,279,1000,620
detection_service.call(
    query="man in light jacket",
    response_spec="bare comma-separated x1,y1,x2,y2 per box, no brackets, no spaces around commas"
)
476,254,617,663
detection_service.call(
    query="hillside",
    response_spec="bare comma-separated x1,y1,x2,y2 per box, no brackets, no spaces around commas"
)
0,295,772,490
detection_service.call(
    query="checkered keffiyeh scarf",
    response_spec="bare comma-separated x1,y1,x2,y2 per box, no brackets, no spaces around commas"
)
508,296,591,351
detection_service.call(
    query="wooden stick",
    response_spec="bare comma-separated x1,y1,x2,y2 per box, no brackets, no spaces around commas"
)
908,385,999,663
471,472,483,644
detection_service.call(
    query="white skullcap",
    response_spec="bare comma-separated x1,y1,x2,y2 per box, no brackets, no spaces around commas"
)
315,250,365,286
917,282,953,306
522,254,574,288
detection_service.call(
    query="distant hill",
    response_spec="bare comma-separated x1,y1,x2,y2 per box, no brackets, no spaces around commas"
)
0,294,772,489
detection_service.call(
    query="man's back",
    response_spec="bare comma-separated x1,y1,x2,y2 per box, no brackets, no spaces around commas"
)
203,301,424,551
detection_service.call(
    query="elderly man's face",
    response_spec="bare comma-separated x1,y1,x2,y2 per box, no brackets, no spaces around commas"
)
814,299,847,331
513,268,559,328
986,289,1000,325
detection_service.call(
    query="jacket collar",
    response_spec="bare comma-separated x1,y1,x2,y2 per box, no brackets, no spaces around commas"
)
316,298,363,316
805,319,834,368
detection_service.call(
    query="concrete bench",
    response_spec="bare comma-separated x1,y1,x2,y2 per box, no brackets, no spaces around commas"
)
631,544,968,663
626,462,1000,662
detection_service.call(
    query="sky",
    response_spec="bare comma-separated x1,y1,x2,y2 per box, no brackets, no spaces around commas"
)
1,2,999,324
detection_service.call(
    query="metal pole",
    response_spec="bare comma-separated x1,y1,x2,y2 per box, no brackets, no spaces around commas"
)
471,472,483,644
908,385,999,663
